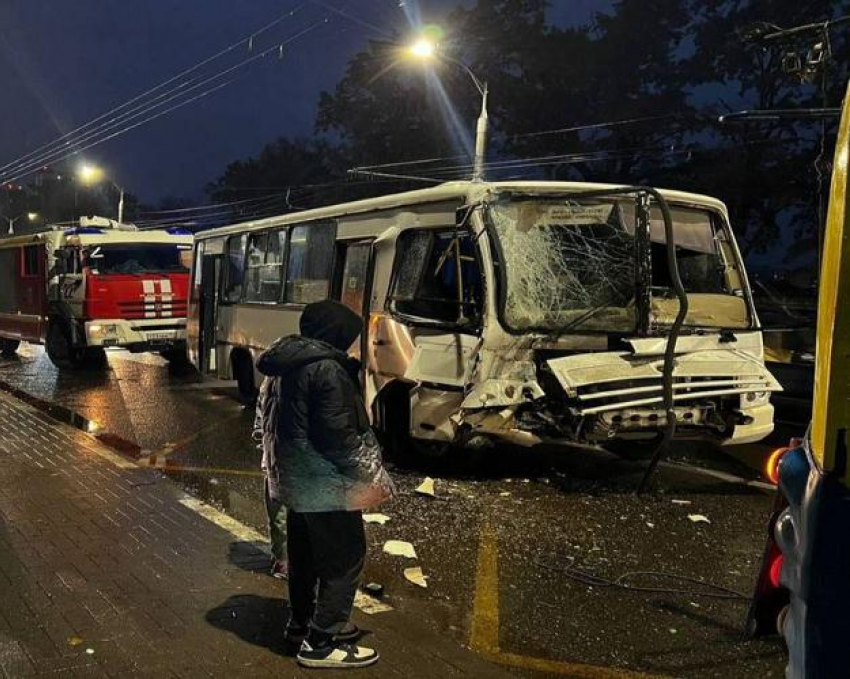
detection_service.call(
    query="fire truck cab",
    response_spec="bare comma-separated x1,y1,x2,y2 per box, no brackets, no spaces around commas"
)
0,217,193,369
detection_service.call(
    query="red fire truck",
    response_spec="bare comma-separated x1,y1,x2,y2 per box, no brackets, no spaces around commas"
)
0,217,193,369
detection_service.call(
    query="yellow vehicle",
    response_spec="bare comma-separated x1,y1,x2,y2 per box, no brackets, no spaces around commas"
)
747,83,850,677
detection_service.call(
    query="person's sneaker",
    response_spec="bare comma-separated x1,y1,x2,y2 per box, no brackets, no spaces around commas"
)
297,641,379,669
270,559,288,579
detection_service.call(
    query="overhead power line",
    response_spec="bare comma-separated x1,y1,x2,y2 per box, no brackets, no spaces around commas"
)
0,22,328,185
138,190,297,216
0,2,309,179
511,113,686,139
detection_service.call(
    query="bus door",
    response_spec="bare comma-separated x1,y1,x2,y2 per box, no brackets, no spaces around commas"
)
335,239,374,362
197,253,222,374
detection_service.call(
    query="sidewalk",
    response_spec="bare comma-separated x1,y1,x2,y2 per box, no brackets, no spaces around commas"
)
0,391,513,678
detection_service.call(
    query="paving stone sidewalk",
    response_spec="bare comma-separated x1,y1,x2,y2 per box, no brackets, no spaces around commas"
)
0,391,512,678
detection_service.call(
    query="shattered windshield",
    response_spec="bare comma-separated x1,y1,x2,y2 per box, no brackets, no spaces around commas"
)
488,199,636,332
487,196,751,333
87,244,192,275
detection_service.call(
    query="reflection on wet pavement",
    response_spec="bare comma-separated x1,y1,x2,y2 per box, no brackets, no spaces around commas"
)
0,343,793,677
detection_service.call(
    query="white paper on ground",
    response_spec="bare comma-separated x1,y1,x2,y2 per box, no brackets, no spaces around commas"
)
415,477,436,497
363,513,391,525
353,591,393,614
688,514,711,524
383,540,418,559
404,567,428,588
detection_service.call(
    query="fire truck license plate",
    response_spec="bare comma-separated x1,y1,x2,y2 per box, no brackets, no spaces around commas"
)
147,332,173,341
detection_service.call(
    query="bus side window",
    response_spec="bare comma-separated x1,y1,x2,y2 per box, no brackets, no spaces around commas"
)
389,229,482,326
284,222,336,304
223,235,247,303
244,230,285,303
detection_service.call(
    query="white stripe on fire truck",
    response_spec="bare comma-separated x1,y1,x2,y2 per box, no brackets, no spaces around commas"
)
160,279,173,318
142,280,157,318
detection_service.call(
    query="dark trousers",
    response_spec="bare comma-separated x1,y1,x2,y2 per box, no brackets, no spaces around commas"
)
264,479,287,562
287,509,365,634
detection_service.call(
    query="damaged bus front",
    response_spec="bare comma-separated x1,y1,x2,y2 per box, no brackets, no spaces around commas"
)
403,184,781,451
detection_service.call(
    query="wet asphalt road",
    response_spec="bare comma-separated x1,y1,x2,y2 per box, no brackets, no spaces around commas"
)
0,343,800,678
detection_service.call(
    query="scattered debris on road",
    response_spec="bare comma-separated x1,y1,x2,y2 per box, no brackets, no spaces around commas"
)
404,567,429,588
383,540,418,559
353,591,393,615
688,514,711,524
363,513,391,525
415,477,436,497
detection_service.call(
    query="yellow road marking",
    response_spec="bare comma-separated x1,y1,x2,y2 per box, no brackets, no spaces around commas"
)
471,524,662,678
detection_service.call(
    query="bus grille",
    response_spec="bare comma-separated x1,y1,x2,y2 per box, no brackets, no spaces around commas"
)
545,350,782,415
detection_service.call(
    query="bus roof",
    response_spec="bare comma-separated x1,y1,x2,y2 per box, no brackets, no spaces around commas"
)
195,180,730,241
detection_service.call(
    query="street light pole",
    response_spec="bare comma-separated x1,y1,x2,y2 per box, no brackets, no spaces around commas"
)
115,184,125,224
408,39,490,182
2,212,39,236
473,84,489,182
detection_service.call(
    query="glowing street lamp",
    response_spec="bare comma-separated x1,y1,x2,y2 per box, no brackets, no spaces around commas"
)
2,211,39,235
405,34,489,182
409,38,437,60
76,163,125,223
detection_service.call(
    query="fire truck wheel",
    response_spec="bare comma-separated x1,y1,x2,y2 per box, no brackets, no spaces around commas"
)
0,339,20,358
45,320,87,369
83,348,107,368
160,347,189,366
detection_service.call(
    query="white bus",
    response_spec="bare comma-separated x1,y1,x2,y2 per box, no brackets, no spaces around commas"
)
187,181,780,454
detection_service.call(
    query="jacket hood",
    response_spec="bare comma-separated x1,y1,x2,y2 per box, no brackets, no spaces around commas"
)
257,335,349,377
299,300,362,352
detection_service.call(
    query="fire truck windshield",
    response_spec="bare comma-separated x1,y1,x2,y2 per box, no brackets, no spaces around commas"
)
86,244,191,275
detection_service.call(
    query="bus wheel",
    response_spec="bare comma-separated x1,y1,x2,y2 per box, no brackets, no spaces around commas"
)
46,320,87,369
233,352,257,405
0,339,20,358
376,383,451,463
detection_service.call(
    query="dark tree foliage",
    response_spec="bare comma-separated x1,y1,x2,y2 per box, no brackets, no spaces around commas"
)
207,138,344,203
209,0,850,263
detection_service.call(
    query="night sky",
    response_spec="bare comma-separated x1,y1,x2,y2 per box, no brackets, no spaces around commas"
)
0,1,612,204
